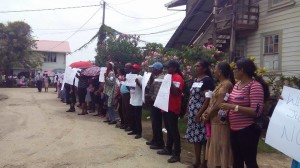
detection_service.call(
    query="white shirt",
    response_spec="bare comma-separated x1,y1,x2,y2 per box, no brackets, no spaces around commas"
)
130,75,143,106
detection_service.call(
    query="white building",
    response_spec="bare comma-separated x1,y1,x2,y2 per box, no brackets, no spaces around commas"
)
33,40,71,74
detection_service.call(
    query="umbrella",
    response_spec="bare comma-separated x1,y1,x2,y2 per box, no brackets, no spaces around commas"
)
69,61,93,68
81,66,101,76
43,70,55,76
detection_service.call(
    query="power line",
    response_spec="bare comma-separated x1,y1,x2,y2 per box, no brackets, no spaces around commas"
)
133,27,177,36
0,4,101,13
125,18,182,33
106,3,181,20
35,28,99,35
46,7,102,51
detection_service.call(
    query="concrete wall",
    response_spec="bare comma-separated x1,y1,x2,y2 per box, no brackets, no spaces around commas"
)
41,52,66,72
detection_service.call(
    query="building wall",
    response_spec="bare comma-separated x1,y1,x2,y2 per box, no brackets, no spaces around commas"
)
41,52,66,72
246,0,300,76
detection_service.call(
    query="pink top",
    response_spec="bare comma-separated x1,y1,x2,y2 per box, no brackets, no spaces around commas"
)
228,80,264,131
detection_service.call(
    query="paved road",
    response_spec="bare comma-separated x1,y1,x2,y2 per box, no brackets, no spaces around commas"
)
0,88,186,168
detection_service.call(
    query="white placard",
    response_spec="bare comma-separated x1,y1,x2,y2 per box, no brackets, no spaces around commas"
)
124,74,138,87
99,67,107,82
266,86,300,162
61,67,78,90
154,79,163,82
74,77,79,87
192,82,203,88
173,81,180,88
142,72,152,103
154,74,172,112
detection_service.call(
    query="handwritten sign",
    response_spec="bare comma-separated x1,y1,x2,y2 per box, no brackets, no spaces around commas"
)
142,72,152,103
154,74,172,112
99,67,107,82
124,74,138,87
266,86,300,162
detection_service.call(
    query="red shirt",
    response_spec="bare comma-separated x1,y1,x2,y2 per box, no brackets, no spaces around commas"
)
168,73,184,114
228,80,264,131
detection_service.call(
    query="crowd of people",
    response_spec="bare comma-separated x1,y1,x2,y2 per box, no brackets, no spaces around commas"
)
52,58,272,167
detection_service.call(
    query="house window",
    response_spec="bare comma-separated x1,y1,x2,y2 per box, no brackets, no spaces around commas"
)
262,32,281,71
44,52,57,63
264,35,279,54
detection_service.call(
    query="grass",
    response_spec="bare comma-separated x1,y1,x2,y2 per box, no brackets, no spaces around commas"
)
142,108,277,153
257,139,278,153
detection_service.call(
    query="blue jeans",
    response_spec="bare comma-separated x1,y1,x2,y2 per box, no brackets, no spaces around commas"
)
107,106,116,122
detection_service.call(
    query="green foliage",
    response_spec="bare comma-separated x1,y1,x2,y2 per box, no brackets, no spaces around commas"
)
95,25,142,68
0,21,43,76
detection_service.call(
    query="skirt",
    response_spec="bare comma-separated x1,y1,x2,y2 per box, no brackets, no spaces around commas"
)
207,123,233,168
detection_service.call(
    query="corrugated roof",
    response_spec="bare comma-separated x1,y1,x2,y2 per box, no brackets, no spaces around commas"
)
32,40,71,53
165,0,213,49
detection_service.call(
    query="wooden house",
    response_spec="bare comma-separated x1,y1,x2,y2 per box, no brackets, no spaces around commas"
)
166,0,300,76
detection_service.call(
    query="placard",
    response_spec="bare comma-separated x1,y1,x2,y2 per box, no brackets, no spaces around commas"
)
142,72,152,103
124,74,138,87
153,74,172,112
266,86,300,162
99,67,107,82
192,82,203,88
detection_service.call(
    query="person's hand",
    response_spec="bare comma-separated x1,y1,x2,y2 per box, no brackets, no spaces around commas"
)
219,103,233,111
279,96,283,100
135,78,139,83
195,113,201,123
202,112,208,121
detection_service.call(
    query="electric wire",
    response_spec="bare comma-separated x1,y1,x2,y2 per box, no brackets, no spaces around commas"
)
46,7,102,51
106,3,180,20
0,4,100,13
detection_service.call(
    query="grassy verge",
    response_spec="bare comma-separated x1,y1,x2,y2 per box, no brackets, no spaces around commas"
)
142,108,276,153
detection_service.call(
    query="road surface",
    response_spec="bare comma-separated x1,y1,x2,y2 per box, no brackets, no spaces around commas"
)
0,88,186,168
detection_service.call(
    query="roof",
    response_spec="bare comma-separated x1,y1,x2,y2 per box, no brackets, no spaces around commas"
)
165,0,214,49
32,40,71,53
165,0,187,8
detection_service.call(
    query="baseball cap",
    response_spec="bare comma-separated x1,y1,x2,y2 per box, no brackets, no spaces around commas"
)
149,62,163,70
132,64,140,70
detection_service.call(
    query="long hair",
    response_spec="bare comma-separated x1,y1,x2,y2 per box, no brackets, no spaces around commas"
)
217,62,235,85
236,58,270,101
197,59,213,78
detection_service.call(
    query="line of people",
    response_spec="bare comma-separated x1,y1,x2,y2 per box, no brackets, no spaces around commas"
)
58,58,269,167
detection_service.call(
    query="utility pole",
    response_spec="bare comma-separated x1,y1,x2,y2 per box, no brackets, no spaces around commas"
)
102,1,106,25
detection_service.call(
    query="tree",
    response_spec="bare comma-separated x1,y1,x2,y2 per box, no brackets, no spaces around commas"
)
95,25,142,68
0,21,43,80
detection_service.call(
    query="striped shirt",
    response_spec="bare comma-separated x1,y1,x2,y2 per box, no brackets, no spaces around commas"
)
228,80,264,131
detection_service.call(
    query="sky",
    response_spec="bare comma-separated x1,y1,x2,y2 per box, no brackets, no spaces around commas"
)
0,0,186,66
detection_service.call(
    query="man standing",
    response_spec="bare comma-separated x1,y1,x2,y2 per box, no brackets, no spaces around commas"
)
35,73,43,92
128,64,143,139
147,62,165,149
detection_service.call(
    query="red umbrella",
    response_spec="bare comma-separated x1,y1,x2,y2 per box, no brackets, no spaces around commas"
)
81,66,101,76
69,61,93,68
43,70,55,76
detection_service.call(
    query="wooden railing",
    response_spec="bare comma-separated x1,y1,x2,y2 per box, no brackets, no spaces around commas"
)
215,4,259,31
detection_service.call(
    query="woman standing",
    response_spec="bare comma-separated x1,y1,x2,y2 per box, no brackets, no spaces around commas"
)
157,60,184,163
43,74,49,92
220,58,269,168
185,59,215,168
202,62,235,168
103,62,117,125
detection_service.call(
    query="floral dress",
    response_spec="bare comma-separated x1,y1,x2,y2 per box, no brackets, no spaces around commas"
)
185,77,215,143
